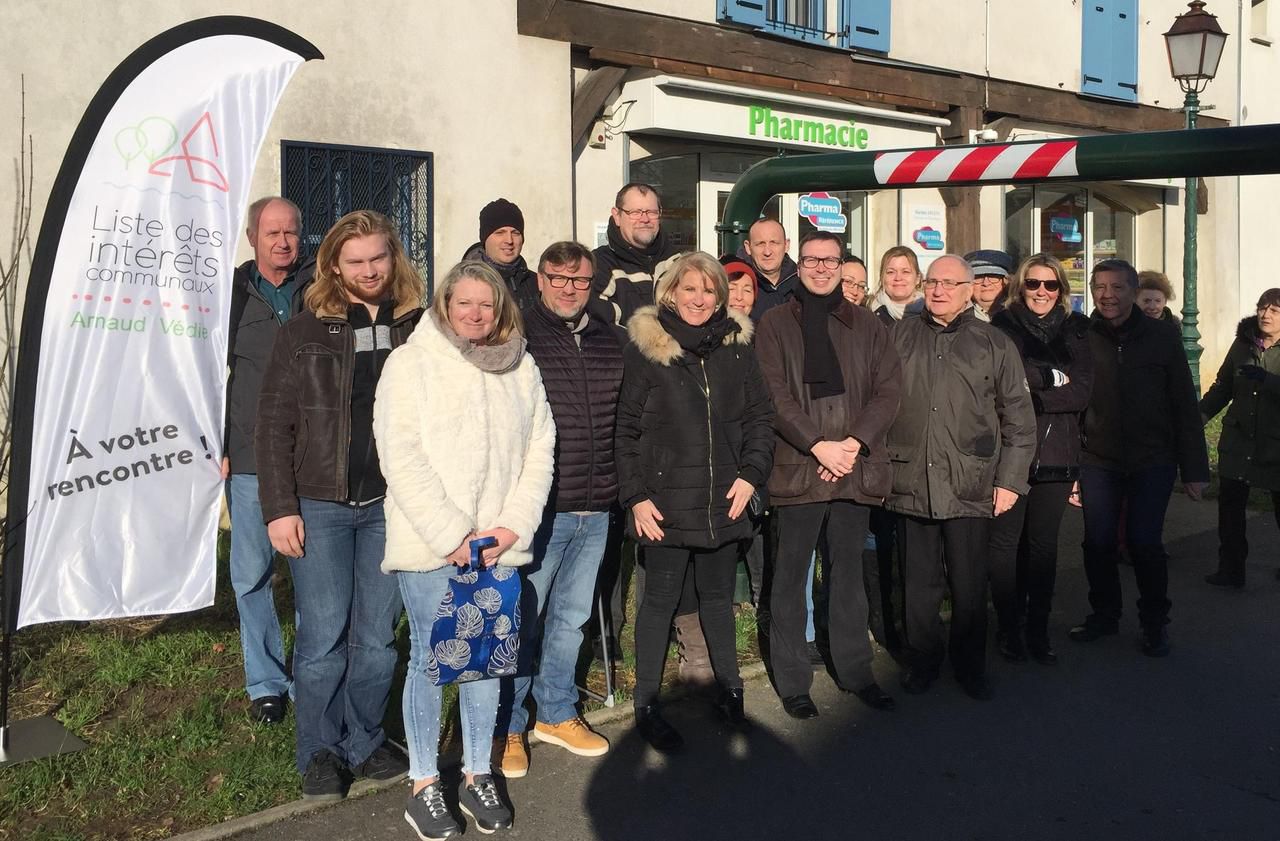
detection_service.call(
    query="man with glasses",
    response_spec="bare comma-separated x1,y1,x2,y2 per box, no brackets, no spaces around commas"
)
756,231,903,719
495,241,623,777
885,254,1036,700
744,217,799,320
1069,259,1208,657
965,249,1016,322
592,182,680,326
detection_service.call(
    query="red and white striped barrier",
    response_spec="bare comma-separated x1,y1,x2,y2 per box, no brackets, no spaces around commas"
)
874,140,1079,186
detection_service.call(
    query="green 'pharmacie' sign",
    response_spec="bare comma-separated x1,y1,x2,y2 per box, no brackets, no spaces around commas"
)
748,104,871,149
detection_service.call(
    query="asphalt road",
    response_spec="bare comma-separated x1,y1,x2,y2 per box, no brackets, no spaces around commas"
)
224,495,1280,841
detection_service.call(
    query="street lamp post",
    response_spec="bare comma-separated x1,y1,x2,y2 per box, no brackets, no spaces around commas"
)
1164,0,1229,390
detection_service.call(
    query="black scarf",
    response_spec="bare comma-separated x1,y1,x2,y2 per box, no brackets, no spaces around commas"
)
658,305,737,359
795,283,845,399
1010,300,1066,346
606,218,671,274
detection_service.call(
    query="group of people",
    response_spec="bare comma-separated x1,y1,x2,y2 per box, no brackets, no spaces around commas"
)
222,184,1280,840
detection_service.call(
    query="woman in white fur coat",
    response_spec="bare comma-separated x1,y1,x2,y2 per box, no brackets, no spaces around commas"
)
374,260,555,838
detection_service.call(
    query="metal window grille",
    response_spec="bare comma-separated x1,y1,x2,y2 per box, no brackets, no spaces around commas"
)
766,0,829,41
281,141,435,293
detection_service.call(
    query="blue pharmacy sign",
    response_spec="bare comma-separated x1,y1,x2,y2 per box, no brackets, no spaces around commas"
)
799,192,847,233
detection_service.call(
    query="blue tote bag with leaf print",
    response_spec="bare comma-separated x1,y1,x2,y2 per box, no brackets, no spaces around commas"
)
427,536,523,686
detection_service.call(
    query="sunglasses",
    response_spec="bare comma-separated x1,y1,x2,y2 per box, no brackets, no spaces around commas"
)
1024,279,1062,292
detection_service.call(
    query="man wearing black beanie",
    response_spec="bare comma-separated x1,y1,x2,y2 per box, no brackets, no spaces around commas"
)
462,198,539,311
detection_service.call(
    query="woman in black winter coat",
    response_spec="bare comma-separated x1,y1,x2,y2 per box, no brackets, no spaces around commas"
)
614,251,775,751
988,254,1094,665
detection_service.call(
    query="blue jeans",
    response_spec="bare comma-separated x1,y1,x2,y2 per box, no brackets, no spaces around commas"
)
289,498,402,773
1079,463,1177,628
504,511,610,734
227,474,291,700
400,566,501,781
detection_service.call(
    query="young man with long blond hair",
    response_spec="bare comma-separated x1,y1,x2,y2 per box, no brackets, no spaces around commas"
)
255,210,425,800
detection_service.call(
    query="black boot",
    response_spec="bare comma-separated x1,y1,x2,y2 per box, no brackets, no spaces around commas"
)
714,687,751,732
635,704,683,753
996,627,1028,662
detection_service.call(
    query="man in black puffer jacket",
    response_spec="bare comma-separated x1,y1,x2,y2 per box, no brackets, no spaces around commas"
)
1069,259,1209,658
495,241,624,776
461,198,539,312
591,183,681,326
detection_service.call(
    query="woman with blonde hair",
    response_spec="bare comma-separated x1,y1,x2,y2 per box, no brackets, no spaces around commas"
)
988,253,1093,664
375,260,555,836
870,245,924,325
616,251,774,750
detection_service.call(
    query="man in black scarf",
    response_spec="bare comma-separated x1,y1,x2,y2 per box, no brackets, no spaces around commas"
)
756,231,904,719
590,182,681,326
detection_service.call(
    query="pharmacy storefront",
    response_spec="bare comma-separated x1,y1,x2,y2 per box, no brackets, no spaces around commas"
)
580,74,948,266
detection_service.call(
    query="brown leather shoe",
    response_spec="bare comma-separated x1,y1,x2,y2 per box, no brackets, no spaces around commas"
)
494,733,528,778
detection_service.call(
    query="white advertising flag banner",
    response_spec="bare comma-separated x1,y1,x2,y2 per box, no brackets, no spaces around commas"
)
15,25,315,628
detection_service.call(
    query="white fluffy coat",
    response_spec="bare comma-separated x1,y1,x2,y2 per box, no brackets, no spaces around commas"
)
374,314,556,573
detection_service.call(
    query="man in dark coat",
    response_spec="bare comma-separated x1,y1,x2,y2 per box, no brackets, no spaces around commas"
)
886,254,1037,700
756,231,903,719
224,196,313,725
591,182,681,326
1069,259,1209,656
744,217,799,321
461,198,539,311
495,241,623,778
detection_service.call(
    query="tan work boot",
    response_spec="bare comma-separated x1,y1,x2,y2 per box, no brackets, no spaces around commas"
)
494,733,528,778
674,612,717,693
531,717,610,757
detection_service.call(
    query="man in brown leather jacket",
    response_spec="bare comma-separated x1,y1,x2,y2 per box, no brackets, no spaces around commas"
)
256,210,424,800
756,230,903,720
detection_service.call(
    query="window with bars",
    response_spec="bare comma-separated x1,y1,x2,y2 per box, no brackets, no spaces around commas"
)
718,0,890,52
280,141,435,293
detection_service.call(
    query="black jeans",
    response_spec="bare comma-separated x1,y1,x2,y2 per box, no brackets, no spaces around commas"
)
866,506,901,647
769,501,874,697
633,541,740,708
899,515,991,680
1080,463,1176,629
1217,476,1280,578
988,481,1072,641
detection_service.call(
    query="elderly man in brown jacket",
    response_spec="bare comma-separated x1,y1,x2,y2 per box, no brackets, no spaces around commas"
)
756,231,903,720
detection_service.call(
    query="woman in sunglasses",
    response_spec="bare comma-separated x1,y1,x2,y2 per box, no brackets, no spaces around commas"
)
987,254,1094,665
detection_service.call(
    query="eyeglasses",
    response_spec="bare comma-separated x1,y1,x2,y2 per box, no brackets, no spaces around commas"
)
545,274,593,290
922,278,973,291
841,280,868,291
974,275,1006,286
1024,279,1062,292
616,208,661,220
799,256,842,270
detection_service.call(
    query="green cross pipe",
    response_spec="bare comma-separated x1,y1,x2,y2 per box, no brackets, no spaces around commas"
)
718,122,1280,256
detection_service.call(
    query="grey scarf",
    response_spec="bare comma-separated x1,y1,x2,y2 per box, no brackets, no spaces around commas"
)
431,311,526,373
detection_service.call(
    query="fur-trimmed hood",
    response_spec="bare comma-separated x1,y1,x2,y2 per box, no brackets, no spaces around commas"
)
1237,315,1264,347
625,305,754,366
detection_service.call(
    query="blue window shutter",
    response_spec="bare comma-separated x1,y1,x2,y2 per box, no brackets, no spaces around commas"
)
1082,1,1138,101
718,0,768,29
844,0,892,52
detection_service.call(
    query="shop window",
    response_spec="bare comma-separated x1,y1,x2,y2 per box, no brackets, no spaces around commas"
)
1003,184,1138,314
1081,1,1139,101
796,190,867,259
629,154,699,254
281,140,434,293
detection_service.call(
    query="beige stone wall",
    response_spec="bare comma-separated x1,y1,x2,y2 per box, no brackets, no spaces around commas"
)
0,1,572,292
